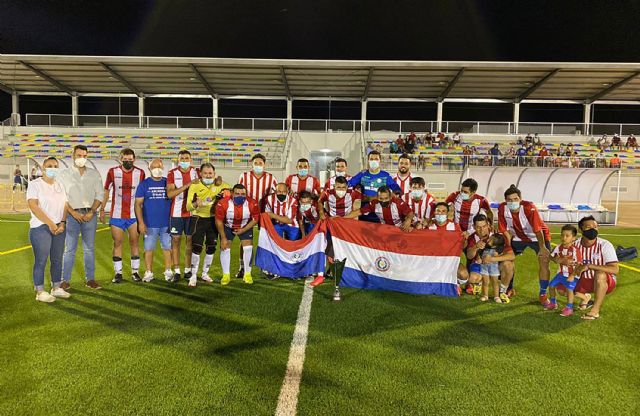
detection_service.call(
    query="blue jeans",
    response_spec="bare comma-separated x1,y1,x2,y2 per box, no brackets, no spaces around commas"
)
30,225,66,291
63,214,97,281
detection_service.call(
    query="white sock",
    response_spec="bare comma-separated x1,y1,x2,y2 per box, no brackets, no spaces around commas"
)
221,248,231,274
457,278,468,285
500,283,508,294
184,267,191,274
242,246,253,273
190,254,200,277
202,254,214,274
174,267,181,274
131,256,140,272
114,259,123,273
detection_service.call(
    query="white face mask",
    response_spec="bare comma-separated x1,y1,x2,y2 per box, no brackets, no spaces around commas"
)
74,157,87,168
335,171,346,177
151,168,163,178
369,160,380,170
460,192,470,201
435,214,447,224
300,203,312,212
335,189,347,198
253,165,264,175
411,189,424,200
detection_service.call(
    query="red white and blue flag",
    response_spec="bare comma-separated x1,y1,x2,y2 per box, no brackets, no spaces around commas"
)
255,214,327,278
328,218,463,297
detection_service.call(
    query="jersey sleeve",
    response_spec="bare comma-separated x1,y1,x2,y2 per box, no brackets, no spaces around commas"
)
480,197,491,212
601,240,619,263
386,174,401,192
551,245,561,257
285,174,292,189
264,196,273,213
347,172,362,189
445,192,455,204
135,180,146,198
238,172,246,185
319,191,329,204
214,199,227,221
104,168,114,190
167,170,175,186
352,190,363,201
249,200,261,222
502,233,513,253
398,199,412,216
360,200,375,214
525,204,543,233
497,205,507,233
312,177,321,195
573,247,582,264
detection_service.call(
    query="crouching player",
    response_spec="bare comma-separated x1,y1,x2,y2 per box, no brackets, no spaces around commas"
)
215,184,260,285
547,224,584,316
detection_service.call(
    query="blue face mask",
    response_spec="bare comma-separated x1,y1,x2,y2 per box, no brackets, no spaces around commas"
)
253,165,264,175
233,196,246,205
298,169,308,177
507,201,520,211
435,214,447,224
179,161,190,170
45,167,59,178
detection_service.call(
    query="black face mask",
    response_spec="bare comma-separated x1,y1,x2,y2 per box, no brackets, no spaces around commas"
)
122,161,134,170
379,201,390,208
582,228,598,240
276,194,287,202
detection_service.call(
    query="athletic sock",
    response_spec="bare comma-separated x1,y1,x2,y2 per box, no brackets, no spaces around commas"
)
221,249,231,274
131,256,140,273
499,283,508,294
457,278,468,285
190,254,200,277
202,254,214,274
242,246,253,272
566,303,574,309
550,297,557,304
113,257,123,274
174,267,181,275
539,279,549,295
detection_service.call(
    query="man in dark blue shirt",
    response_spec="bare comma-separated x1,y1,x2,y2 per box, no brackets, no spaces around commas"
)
134,159,173,282
348,150,401,222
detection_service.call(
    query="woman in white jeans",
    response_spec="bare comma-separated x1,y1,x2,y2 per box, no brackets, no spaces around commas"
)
26,157,70,302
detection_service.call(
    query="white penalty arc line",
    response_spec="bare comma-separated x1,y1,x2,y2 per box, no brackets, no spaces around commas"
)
275,277,314,416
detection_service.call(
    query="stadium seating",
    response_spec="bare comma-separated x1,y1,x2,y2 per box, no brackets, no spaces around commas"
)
369,138,640,171
4,133,287,168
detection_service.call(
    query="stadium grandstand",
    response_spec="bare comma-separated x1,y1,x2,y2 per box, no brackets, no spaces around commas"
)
2,55,639,225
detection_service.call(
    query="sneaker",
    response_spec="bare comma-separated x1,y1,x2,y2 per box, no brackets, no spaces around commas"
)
499,293,511,304
60,281,71,290
235,268,245,279
310,275,325,287
560,307,574,317
36,291,56,303
112,273,123,284
545,302,559,311
184,270,193,281
539,294,550,307
472,284,483,295
164,270,174,282
494,296,503,304
221,273,231,285
171,272,181,283
132,272,142,282
50,287,71,299
465,284,474,295
243,273,253,285
85,280,102,289
142,271,154,283
188,276,197,288
200,273,213,283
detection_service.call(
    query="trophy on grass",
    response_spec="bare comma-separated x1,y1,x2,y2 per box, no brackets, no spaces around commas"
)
330,258,347,302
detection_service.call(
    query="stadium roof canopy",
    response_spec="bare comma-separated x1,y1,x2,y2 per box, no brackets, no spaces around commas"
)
1,54,640,103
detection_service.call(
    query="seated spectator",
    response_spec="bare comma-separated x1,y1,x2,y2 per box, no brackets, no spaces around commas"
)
597,135,609,150
517,136,525,146
596,149,606,168
516,145,527,166
396,134,405,149
566,143,574,154
432,133,441,148
452,132,462,146
611,134,622,150
626,134,638,150
462,146,472,167
609,153,621,168
538,146,549,167
525,134,533,146
390,142,399,154
533,134,542,147
489,143,501,166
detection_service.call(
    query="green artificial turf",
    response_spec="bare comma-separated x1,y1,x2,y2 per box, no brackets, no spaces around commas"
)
1,216,638,415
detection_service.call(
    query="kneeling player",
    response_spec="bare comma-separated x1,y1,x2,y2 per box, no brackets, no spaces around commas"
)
215,184,260,285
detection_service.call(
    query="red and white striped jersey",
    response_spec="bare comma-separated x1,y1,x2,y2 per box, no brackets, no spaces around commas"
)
552,244,583,277
167,167,200,218
215,197,260,230
498,201,551,242
402,191,436,224
360,197,412,227
573,238,618,280
264,194,299,227
394,173,413,195
285,174,321,197
299,204,320,224
428,219,460,231
445,191,491,233
104,165,145,219
238,171,278,208
323,174,352,190
320,189,362,217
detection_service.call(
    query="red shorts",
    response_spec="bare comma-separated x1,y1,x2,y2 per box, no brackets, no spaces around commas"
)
575,274,617,295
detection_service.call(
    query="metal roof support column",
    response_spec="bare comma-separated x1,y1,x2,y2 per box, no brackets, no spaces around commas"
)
286,98,293,131
138,95,145,129
361,99,367,134
513,102,520,134
212,96,219,130
71,94,79,127
436,101,443,132
11,93,20,126
583,103,592,135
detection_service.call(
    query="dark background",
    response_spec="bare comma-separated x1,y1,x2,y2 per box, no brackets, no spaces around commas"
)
2,0,640,123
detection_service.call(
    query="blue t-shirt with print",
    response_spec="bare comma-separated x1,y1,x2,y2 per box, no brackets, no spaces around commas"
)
135,177,171,228
348,169,400,197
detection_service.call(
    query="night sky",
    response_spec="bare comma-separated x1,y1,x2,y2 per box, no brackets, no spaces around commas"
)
2,0,640,121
